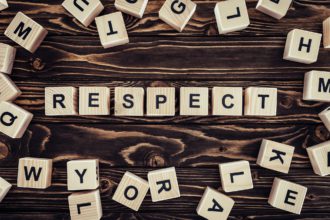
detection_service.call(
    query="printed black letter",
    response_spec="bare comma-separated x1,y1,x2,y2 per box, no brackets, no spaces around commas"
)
88,93,99,107
53,94,66,109
258,94,269,109
73,0,89,12
75,169,87,184
24,166,42,181
171,0,186,14
270,149,286,164
222,94,234,109
123,94,134,108
14,22,32,40
318,78,330,93
124,185,138,200
227,7,241,19
156,179,172,194
284,190,298,206
208,199,224,212
298,37,312,53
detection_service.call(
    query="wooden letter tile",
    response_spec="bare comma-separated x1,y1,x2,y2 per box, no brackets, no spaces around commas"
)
0,73,21,102
146,87,175,116
115,0,148,18
180,87,208,116
5,12,48,53
212,87,243,116
256,0,292,20
0,177,11,202
324,17,330,48
45,87,77,116
257,139,295,174
307,140,330,176
79,87,110,115
268,178,307,214
283,29,322,64
148,167,180,202
303,71,330,102
114,87,144,116
319,107,330,132
0,43,16,74
17,157,52,189
244,87,277,116
0,0,8,11
112,171,149,211
219,160,253,193
196,187,235,220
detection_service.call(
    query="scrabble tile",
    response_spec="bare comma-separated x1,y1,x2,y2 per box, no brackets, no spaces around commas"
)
114,87,144,116
0,43,16,74
146,87,175,116
257,139,295,174
62,0,104,27
324,17,330,48
180,87,209,116
67,159,99,191
79,87,110,115
0,73,21,102
68,190,102,220
319,107,330,132
307,140,330,176
196,187,235,220
244,87,277,116
268,178,307,214
115,0,148,18
303,71,330,102
256,0,292,20
219,160,253,193
95,12,129,49
283,29,322,64
0,101,33,138
214,0,250,34
0,177,11,202
45,87,78,116
212,87,243,116
17,157,52,189
112,171,149,211
0,0,8,11
159,0,196,32
5,12,48,53
148,167,180,202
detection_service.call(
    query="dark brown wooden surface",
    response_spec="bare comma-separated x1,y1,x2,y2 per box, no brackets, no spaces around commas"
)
1,0,330,219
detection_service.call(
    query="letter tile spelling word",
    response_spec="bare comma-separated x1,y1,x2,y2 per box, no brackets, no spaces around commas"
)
319,107,330,132
68,190,102,220
244,87,277,116
256,0,292,20
303,71,330,102
212,87,243,116
45,87,77,116
323,17,330,48
307,140,330,176
115,0,148,18
148,167,180,202
112,171,149,211
219,160,253,193
114,87,144,116
0,73,21,102
180,87,208,116
0,177,11,202
0,0,8,11
62,0,104,27
196,187,235,220
257,139,295,174
214,0,250,34
79,87,110,115
147,87,175,116
0,101,33,138
95,12,129,49
268,178,307,214
17,157,52,189
283,29,322,64
0,43,16,74
159,0,196,32
5,12,48,53
67,159,99,191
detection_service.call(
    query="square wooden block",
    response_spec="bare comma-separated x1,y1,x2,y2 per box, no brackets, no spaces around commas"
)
146,87,175,116
45,87,78,116
212,87,243,116
319,107,330,132
62,0,104,27
17,157,52,189
68,190,102,220
112,171,149,211
95,12,129,49
219,160,253,193
323,17,330,48
79,87,110,115
0,101,33,138
115,0,148,18
5,12,48,53
244,87,277,116
214,0,250,34
303,71,330,102
159,0,196,32
114,87,144,116
180,87,209,116
268,178,307,214
0,0,8,11
196,187,235,220
283,29,322,64
0,43,16,74
67,159,100,191
257,139,295,174
0,73,21,102
307,140,330,176
0,177,11,202
256,0,292,20
148,167,180,202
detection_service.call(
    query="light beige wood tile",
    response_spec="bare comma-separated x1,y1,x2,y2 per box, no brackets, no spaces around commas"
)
146,87,175,116
0,177,11,202
114,87,144,116
323,17,330,48
303,70,330,102
0,0,8,11
307,140,330,176
212,87,243,116
0,73,21,102
256,0,292,20
0,43,16,74
79,87,110,115
115,0,148,18
45,87,78,116
180,87,208,116
244,87,277,116
319,107,330,132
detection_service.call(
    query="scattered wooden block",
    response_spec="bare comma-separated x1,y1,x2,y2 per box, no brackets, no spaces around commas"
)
0,73,21,102
0,101,33,138
196,187,235,220
0,43,16,74
4,12,48,53
159,0,196,32
62,0,104,27
95,12,129,49
45,87,78,116
112,171,149,211
79,87,110,115
180,87,209,116
212,87,243,116
283,29,322,64
257,139,295,174
68,190,102,220
0,177,11,202
307,140,330,176
303,70,330,102
323,17,330,48
0,0,8,11
219,160,253,192
214,0,250,34
17,157,52,189
256,0,292,20
319,107,330,132
114,87,144,116
268,178,307,214
115,0,148,18
146,87,175,116
244,87,277,116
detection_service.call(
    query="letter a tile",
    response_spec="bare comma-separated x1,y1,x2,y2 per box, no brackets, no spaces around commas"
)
303,71,330,102
307,140,330,176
